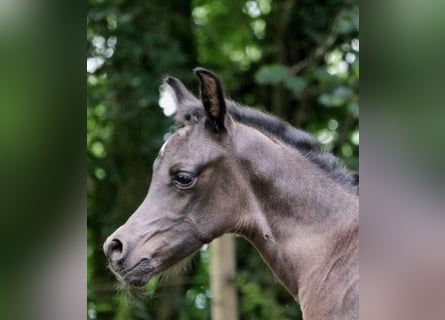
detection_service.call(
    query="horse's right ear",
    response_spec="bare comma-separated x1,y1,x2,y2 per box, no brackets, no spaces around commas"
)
194,67,227,132
160,76,202,127
162,76,197,104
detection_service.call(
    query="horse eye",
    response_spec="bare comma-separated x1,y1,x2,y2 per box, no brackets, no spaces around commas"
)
173,172,194,189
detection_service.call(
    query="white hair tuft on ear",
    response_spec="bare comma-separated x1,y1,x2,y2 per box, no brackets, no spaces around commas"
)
158,83,178,117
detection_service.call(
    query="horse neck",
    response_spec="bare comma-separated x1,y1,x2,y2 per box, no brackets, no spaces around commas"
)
233,124,359,318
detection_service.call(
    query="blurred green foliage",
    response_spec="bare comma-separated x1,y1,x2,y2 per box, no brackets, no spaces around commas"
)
87,0,358,319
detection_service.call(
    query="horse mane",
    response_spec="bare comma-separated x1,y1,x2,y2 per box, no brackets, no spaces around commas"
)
225,101,359,194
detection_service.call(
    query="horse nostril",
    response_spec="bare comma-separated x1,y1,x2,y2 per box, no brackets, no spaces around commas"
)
106,239,124,262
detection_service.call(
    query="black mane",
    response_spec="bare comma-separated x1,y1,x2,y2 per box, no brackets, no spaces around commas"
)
225,101,359,194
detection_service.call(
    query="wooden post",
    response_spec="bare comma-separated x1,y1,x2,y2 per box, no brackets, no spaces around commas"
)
210,234,238,320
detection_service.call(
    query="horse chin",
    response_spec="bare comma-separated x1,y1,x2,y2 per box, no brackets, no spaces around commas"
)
124,271,151,287
111,258,153,287
120,238,203,287
121,263,154,287
120,255,180,287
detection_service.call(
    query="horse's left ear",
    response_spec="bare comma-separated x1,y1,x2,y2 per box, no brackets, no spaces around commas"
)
194,67,226,132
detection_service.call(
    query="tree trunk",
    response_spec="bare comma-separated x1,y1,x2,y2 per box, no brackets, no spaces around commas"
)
210,234,238,320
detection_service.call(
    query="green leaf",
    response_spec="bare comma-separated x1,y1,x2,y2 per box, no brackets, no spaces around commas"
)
255,64,307,98
283,76,307,98
319,86,355,107
337,8,359,34
255,64,290,85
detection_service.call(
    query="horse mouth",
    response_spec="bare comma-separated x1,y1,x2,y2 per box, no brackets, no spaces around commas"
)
123,270,152,287
120,250,194,287
113,258,154,287
119,258,173,287
110,238,203,287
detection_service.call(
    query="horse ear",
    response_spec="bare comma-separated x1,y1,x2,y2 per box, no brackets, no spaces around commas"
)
194,67,226,132
160,76,201,126
162,76,197,104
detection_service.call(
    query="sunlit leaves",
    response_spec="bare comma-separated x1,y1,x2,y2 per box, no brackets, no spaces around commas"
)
193,0,266,74
251,18,266,38
351,130,359,145
317,129,338,147
326,49,349,76
243,1,261,18
192,5,209,25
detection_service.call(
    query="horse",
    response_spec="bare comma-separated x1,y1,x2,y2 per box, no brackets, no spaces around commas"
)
103,68,359,320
